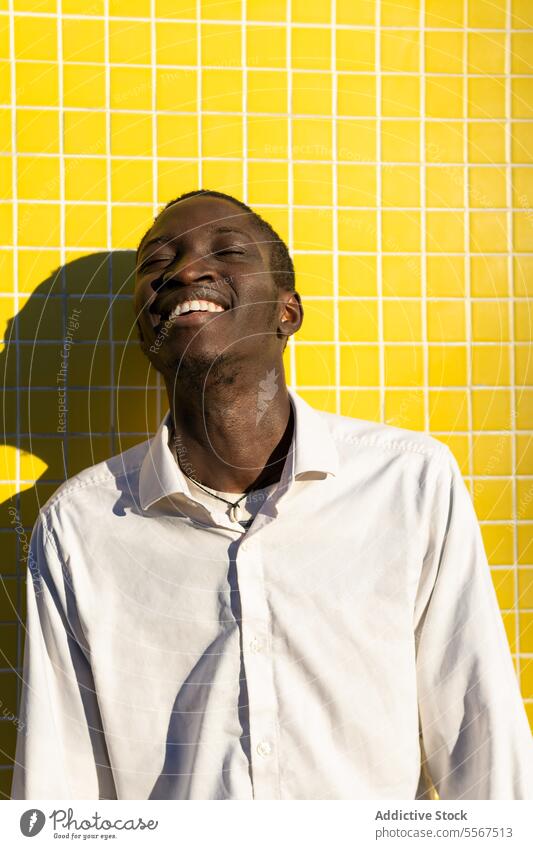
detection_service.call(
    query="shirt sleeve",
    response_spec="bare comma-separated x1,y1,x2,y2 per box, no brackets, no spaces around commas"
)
11,511,116,800
414,449,533,800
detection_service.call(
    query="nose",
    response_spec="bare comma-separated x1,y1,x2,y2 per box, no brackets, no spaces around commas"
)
160,250,215,286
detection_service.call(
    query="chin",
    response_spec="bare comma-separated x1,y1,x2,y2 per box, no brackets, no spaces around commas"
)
147,343,240,387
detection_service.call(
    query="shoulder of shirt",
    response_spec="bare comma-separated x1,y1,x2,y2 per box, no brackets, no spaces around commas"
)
315,407,454,468
37,437,151,519
35,410,457,521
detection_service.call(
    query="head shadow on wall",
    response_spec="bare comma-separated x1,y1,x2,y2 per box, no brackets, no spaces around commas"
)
0,249,159,796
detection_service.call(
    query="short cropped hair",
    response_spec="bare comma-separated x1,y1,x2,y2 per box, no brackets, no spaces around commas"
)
136,189,295,292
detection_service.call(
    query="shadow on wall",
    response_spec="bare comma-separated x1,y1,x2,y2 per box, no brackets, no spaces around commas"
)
0,250,161,797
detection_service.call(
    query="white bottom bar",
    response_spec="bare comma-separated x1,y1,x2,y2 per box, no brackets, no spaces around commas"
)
2,799,532,849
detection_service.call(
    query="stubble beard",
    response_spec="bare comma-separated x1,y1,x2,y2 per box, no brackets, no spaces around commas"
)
166,348,243,397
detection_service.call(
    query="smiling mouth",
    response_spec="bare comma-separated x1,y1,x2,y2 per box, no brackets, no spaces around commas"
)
158,298,228,322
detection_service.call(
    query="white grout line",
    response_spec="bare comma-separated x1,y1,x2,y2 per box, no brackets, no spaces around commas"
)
505,0,521,677
241,0,247,204
196,0,203,189
2,152,533,169
1,9,532,32
420,2,429,433
4,197,533,210
4,198,533,213
375,1,384,424
3,104,533,122
104,0,116,457
4,245,533,257
1,292,531,303
331,1,339,415
286,0,296,394
6,2,18,502
1,384,531,392
149,0,161,428
463,0,474,499
8,60,533,79
7,0,22,720
57,1,67,470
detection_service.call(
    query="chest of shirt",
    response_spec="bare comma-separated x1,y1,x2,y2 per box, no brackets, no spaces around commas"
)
52,457,430,681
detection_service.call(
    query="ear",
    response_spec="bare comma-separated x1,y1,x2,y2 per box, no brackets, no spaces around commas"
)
278,290,303,340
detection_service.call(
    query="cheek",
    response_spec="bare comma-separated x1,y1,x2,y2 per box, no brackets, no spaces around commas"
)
238,278,279,310
234,302,280,341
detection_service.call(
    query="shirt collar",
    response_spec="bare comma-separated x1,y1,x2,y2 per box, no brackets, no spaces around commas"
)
138,387,338,511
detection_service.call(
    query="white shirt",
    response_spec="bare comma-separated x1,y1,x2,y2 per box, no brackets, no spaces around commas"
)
180,473,277,531
11,389,533,800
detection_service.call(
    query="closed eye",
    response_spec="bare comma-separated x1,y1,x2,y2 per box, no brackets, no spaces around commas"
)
139,256,172,271
213,247,245,256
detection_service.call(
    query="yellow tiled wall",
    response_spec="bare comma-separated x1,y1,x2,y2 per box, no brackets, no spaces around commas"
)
0,0,532,796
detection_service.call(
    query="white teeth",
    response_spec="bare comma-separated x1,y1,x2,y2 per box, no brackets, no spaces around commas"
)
168,299,225,318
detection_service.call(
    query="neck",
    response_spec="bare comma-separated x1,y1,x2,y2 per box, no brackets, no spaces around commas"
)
165,355,293,493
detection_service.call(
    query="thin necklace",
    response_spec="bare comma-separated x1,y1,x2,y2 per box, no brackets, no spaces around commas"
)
168,428,250,522
183,469,250,522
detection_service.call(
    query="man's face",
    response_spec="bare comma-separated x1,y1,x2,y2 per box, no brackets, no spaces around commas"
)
134,195,298,378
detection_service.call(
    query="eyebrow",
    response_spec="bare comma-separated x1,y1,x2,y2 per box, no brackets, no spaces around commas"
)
139,226,252,257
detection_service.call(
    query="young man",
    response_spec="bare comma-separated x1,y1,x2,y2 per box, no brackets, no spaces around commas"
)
12,190,533,800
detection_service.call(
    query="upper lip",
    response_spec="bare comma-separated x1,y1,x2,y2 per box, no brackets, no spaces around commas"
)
150,289,230,321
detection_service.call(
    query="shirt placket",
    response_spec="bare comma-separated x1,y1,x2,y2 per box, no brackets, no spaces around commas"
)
234,532,281,800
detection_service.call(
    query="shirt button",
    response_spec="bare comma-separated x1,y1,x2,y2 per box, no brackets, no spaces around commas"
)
249,637,263,654
256,740,273,758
